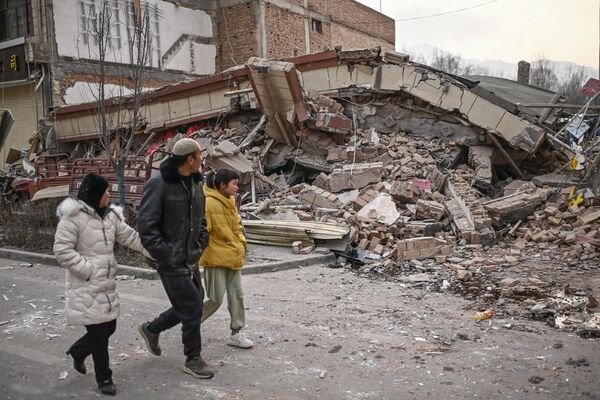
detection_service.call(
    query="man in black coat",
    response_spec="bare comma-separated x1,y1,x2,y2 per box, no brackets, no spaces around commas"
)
137,138,214,379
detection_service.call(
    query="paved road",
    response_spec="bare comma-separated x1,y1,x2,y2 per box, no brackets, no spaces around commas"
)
0,258,598,399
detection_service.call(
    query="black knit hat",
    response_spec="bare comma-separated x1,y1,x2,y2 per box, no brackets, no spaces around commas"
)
77,173,109,210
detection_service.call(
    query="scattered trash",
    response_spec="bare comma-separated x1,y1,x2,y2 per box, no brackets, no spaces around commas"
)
472,309,494,321
528,376,545,384
59,371,68,380
328,345,342,354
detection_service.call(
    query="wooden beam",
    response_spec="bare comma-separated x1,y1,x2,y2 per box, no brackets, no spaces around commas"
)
487,132,526,179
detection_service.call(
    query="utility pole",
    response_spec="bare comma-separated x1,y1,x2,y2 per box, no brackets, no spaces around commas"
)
380,0,382,12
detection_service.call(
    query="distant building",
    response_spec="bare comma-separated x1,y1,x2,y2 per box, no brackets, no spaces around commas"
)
0,0,394,167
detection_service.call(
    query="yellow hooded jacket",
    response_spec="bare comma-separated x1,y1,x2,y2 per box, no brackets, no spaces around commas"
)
199,184,247,270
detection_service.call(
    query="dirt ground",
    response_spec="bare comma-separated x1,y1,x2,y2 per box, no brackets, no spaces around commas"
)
0,257,598,400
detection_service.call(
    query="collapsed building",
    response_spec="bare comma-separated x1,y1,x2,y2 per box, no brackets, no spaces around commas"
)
4,47,600,336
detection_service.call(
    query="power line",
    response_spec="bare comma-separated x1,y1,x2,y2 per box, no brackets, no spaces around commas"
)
356,0,501,25
394,0,500,22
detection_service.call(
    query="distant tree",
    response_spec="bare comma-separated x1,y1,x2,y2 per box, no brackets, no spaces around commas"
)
557,66,588,105
462,64,490,76
431,50,462,75
430,50,491,77
530,57,559,91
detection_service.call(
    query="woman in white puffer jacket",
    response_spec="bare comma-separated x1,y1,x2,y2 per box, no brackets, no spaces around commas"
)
54,173,148,396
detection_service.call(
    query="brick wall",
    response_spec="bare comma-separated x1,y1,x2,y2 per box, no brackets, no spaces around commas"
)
214,2,259,71
331,23,394,52
309,20,332,53
265,3,306,58
308,0,395,46
211,0,395,71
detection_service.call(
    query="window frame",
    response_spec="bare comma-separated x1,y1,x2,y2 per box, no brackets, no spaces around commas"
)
0,0,32,42
311,18,322,34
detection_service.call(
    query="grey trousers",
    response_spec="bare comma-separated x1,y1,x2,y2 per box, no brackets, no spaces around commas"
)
201,267,245,332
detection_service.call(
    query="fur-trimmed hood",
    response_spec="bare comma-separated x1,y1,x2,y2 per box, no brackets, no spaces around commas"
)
159,156,203,184
56,197,124,220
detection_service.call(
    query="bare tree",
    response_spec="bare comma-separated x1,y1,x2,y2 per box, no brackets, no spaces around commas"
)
78,0,155,207
530,57,559,91
462,64,490,76
114,0,154,207
431,50,462,75
430,50,492,77
557,66,588,105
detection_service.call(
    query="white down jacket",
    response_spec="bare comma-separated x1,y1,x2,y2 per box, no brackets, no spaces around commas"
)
53,198,147,326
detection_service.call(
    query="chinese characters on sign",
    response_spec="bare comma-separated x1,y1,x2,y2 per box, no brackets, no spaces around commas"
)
10,54,18,71
0,45,27,82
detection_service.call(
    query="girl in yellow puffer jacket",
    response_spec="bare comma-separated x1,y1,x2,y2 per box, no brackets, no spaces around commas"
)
200,169,253,348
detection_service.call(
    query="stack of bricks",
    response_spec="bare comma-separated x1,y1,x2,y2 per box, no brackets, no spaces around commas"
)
306,93,344,114
355,222,396,255
297,184,343,209
394,237,451,261
389,181,422,204
353,182,386,210
483,190,546,227
314,112,352,135
415,200,446,220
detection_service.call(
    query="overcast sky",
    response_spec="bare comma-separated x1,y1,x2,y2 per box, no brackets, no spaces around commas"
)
355,0,597,68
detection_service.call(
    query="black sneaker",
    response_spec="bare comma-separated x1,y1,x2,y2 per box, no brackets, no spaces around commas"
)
66,350,86,374
183,357,215,379
98,380,116,396
138,322,161,356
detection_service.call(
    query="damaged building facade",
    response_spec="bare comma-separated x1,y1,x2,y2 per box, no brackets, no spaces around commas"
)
0,0,394,168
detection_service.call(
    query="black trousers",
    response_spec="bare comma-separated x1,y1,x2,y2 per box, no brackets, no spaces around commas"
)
68,319,117,384
147,269,204,361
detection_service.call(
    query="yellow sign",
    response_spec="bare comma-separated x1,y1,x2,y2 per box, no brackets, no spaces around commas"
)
9,54,17,71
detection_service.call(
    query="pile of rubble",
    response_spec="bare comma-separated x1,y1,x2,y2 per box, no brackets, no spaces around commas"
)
6,47,600,336
200,49,600,337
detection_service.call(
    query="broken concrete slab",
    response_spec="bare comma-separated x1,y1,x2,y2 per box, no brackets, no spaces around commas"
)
469,146,495,190
371,63,546,153
395,237,451,261
483,190,546,227
327,162,383,193
246,57,308,145
532,173,579,188
356,193,400,225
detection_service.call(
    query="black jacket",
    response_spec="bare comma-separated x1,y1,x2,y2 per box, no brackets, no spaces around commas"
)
138,157,208,275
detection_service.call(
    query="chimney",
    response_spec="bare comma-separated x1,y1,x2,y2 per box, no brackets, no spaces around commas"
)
517,61,530,85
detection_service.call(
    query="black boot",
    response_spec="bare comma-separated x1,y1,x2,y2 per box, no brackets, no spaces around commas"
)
98,380,117,396
66,350,86,374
